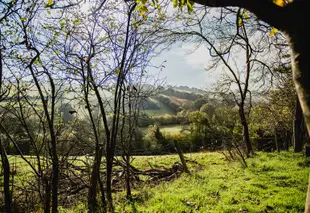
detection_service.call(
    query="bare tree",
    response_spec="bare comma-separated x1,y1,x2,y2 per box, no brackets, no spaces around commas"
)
166,7,279,155
186,0,310,153
46,0,170,211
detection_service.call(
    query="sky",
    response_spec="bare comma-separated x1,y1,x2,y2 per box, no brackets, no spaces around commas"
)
79,2,224,90
148,43,222,89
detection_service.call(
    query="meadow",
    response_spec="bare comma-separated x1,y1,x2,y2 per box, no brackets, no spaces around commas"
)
55,151,310,213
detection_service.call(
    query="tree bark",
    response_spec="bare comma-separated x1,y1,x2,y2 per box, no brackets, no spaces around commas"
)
98,172,106,211
274,127,280,152
294,96,303,152
125,154,132,199
44,177,51,213
239,107,253,156
106,154,114,212
289,31,310,140
0,139,13,213
88,147,103,212
51,136,59,213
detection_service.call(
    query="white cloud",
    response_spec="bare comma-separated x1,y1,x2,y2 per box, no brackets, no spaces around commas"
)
148,41,231,89
171,43,211,69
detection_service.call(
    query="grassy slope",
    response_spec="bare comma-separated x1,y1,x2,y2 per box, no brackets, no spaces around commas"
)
114,151,310,213
144,98,176,117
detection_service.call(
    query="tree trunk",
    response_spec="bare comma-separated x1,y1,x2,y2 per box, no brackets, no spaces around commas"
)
239,107,253,156
294,96,303,152
88,147,103,212
0,139,13,213
282,2,310,142
106,153,114,212
44,177,51,213
289,34,310,144
98,172,106,211
51,138,59,213
274,127,280,152
125,154,131,199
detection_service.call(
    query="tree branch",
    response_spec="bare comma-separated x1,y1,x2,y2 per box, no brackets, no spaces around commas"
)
191,0,288,30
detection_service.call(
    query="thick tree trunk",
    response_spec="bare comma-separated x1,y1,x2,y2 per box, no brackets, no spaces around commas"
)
288,35,310,140
0,139,13,213
294,96,303,152
88,147,103,212
239,107,253,156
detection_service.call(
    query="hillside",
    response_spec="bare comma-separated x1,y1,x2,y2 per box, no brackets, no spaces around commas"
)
143,86,207,116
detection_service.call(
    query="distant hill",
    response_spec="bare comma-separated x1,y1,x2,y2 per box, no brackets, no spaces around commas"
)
143,86,207,116
167,85,207,94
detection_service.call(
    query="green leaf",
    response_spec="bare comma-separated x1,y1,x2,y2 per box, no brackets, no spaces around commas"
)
73,18,82,25
181,0,185,6
237,17,243,28
243,11,249,21
186,0,194,13
136,4,149,19
44,0,54,8
173,0,178,8
114,68,121,75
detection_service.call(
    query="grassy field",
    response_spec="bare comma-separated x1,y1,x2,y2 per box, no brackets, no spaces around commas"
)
144,98,176,116
3,151,310,212
140,125,183,135
160,125,183,133
112,151,310,213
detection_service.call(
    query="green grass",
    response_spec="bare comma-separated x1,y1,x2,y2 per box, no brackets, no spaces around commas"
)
3,151,310,212
140,125,184,135
144,98,176,116
113,151,310,213
161,125,183,133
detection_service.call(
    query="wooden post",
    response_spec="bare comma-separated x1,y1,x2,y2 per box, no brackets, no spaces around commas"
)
174,140,190,174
